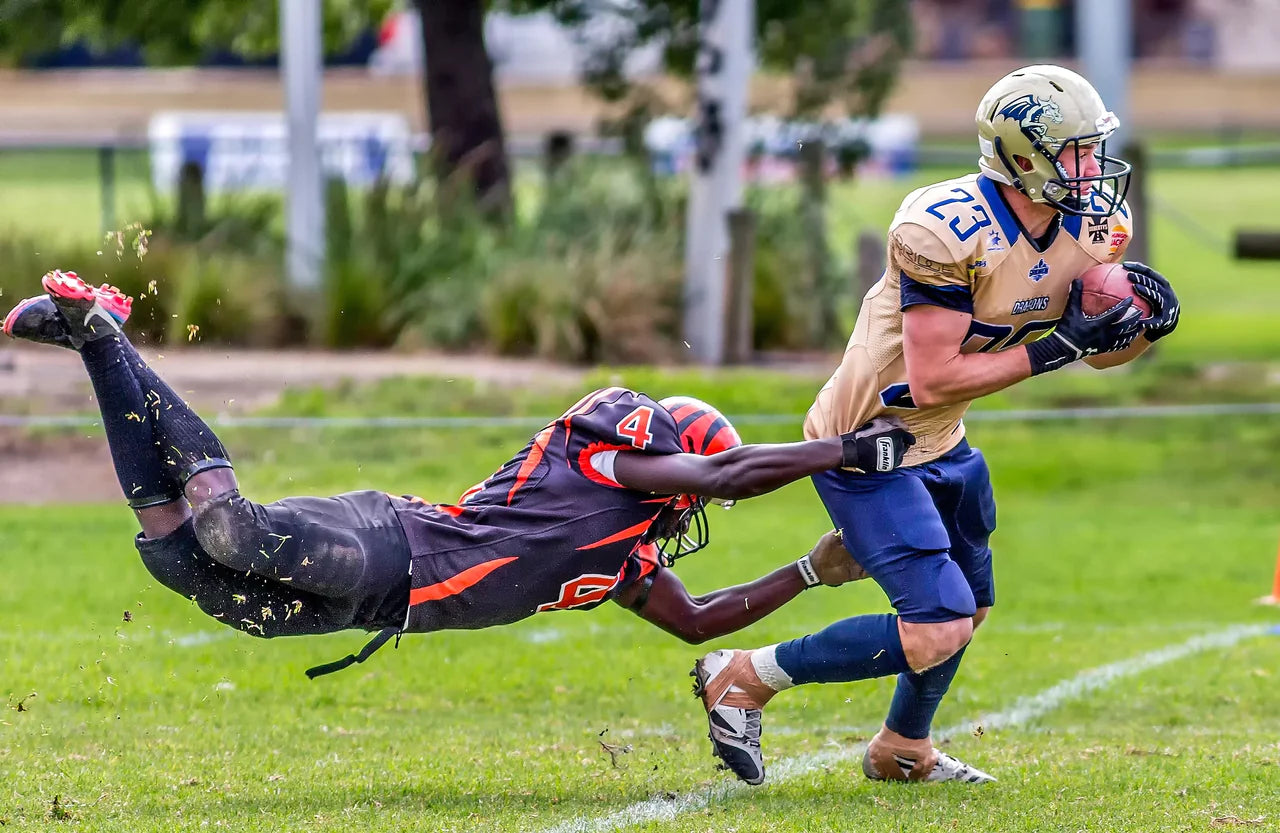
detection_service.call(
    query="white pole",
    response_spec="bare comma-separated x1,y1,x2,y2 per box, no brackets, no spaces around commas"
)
683,0,754,366
281,0,325,289
1076,0,1130,144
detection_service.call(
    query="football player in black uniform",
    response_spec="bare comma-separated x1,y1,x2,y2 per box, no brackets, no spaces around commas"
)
5,272,914,676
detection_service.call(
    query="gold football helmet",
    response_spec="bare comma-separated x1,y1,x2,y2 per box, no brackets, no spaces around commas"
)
975,64,1130,218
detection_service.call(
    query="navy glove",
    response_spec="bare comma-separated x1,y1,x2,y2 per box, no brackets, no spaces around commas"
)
1026,278,1143,375
1124,261,1180,342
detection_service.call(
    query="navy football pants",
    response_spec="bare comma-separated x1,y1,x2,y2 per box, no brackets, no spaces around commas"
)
812,439,996,623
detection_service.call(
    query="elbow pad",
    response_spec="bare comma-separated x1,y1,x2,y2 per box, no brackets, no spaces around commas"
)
627,572,657,611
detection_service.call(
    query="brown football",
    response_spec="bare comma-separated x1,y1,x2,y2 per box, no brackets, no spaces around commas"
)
1078,262,1153,368
1078,262,1152,318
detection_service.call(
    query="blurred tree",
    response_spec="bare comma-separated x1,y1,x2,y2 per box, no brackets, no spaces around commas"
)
0,0,388,75
504,0,911,345
500,0,911,130
0,0,513,217
415,0,512,219
0,0,909,244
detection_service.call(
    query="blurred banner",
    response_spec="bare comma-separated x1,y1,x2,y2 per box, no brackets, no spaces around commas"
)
148,111,416,193
647,114,921,182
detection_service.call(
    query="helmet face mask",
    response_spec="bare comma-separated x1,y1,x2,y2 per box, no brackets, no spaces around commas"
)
977,65,1132,219
649,496,711,567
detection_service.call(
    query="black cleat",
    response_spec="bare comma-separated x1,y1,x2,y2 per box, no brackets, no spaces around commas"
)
3,295,74,349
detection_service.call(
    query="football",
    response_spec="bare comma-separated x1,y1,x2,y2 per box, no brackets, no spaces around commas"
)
1078,262,1152,318
1078,262,1152,368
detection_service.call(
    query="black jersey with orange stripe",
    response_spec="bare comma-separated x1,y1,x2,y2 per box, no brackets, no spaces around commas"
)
391,387,685,633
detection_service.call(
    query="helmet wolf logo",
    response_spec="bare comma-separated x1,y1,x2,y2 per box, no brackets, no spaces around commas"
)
996,94,1065,144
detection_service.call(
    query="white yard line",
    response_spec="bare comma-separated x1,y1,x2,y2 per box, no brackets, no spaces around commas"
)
537,623,1271,833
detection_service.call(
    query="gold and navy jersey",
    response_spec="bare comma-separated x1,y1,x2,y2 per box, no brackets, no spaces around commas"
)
392,387,683,633
805,173,1132,465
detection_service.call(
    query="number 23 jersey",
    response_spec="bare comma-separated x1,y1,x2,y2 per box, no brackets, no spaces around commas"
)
804,172,1133,465
390,387,683,633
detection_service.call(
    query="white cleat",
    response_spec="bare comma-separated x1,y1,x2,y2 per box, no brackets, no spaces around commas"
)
691,649,767,785
863,745,997,784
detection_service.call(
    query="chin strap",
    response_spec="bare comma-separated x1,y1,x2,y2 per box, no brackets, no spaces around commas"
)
305,628,400,679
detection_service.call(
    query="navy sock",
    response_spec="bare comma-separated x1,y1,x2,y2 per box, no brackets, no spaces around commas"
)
117,340,231,479
774,613,911,685
79,336,182,507
885,643,968,740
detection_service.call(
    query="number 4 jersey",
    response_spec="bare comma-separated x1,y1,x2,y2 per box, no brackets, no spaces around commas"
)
804,172,1132,465
390,387,685,633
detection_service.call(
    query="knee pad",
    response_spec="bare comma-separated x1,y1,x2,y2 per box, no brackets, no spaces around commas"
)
136,520,345,640
134,520,266,638
191,490,263,573
135,519,205,598
894,555,977,623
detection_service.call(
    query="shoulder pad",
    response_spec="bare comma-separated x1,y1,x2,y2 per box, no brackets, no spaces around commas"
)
889,221,967,283
890,174,988,264
562,387,683,468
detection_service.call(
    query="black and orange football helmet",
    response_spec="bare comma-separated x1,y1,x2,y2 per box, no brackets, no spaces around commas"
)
647,395,742,564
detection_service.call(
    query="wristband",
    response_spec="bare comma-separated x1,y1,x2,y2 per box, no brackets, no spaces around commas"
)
1025,335,1078,376
796,553,821,588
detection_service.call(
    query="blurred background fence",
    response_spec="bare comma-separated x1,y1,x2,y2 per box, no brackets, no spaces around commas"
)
0,0,1277,365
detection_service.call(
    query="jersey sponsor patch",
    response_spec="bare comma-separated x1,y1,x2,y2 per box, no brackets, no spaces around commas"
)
965,259,990,281
1087,216,1108,244
890,234,962,280
1109,224,1129,255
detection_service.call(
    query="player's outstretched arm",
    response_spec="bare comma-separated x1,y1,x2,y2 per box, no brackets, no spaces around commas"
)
614,531,867,643
611,418,915,501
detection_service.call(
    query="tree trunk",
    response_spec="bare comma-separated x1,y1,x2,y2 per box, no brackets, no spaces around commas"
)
798,139,840,345
415,0,512,217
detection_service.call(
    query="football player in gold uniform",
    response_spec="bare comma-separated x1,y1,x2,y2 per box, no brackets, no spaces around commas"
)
691,65,1180,786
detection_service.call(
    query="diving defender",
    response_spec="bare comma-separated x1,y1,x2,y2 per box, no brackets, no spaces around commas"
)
3,270,915,677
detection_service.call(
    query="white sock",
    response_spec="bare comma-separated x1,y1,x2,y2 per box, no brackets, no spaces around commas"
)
750,644,795,692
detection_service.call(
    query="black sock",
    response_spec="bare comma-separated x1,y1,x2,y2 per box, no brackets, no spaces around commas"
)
116,340,232,480
79,336,183,507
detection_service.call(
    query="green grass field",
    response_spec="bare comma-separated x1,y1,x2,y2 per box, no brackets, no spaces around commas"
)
1,369,1278,832
1,140,1278,829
